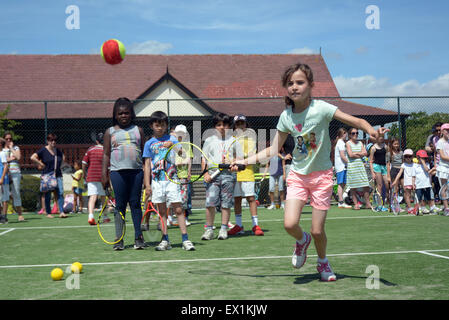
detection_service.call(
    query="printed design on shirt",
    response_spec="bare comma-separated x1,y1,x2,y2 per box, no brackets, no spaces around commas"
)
293,132,320,162
150,140,176,181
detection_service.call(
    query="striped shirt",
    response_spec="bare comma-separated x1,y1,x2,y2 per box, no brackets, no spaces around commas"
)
82,145,103,182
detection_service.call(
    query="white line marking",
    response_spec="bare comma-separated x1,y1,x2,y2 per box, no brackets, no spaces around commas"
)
0,228,15,236
1,248,448,269
0,214,431,231
418,251,449,260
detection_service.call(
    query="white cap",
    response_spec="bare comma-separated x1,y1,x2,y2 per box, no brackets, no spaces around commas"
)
174,124,187,134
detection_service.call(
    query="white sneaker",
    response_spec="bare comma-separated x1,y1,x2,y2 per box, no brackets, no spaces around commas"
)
185,219,191,226
201,228,215,240
218,228,228,240
338,202,352,209
421,208,430,214
292,232,312,269
317,260,337,281
182,240,195,251
155,240,172,251
267,204,275,210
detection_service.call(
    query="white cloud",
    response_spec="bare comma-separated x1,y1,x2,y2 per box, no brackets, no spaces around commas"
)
288,47,318,54
334,73,449,97
127,40,173,54
334,73,449,114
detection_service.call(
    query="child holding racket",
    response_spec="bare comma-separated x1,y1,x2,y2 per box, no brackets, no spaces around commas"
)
233,62,388,281
201,112,238,241
391,149,416,214
102,97,145,250
142,111,195,251
228,114,264,236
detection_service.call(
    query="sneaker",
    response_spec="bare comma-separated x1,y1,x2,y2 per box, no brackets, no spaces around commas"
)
380,206,389,212
203,224,216,230
407,208,416,215
134,235,145,250
228,224,244,235
292,232,312,269
113,239,124,251
185,219,191,227
155,240,172,251
217,228,228,240
182,240,196,251
317,260,337,282
88,218,96,225
38,208,45,215
0,215,7,224
201,228,215,240
421,208,430,214
252,225,264,236
267,204,275,210
444,209,449,217
338,202,352,209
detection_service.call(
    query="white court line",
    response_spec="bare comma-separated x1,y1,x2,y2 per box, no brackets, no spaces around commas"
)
418,251,449,260
0,214,431,231
0,228,14,236
1,248,449,269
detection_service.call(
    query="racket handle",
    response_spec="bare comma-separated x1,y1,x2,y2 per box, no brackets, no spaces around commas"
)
210,169,221,180
218,164,246,170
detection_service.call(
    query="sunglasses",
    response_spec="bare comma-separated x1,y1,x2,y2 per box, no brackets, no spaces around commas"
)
350,132,358,135
404,155,413,158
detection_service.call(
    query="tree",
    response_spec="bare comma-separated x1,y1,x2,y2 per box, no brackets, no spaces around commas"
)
388,112,449,151
0,105,22,140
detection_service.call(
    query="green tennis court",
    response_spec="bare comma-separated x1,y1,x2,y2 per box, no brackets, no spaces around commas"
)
1,207,449,300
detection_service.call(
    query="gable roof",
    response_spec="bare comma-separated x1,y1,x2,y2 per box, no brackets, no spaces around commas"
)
0,54,395,119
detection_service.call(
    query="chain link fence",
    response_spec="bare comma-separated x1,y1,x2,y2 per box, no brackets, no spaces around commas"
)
1,96,449,173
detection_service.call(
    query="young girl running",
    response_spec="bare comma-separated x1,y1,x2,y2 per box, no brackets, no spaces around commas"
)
233,63,387,281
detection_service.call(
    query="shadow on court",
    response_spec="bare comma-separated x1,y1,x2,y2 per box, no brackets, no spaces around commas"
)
189,269,397,286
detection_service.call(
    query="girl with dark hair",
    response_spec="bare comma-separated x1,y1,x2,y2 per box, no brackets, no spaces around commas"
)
102,97,145,250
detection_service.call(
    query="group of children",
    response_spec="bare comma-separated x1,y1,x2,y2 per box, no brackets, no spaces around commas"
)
41,62,391,282
334,126,449,216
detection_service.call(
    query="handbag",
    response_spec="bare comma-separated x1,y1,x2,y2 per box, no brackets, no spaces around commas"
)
40,152,58,192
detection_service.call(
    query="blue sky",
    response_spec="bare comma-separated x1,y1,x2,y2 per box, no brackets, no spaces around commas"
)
1,0,449,97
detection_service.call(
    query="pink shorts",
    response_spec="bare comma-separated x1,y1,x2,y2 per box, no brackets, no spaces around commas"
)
286,168,334,210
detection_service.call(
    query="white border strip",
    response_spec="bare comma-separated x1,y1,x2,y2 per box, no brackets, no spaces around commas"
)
0,214,430,231
0,228,15,236
1,248,449,269
418,251,449,260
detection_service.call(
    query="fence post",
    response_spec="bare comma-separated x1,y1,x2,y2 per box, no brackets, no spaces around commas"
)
167,99,171,130
44,101,48,143
397,97,403,149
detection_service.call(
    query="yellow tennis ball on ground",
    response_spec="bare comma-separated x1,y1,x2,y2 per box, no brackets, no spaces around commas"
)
71,262,83,273
51,268,64,281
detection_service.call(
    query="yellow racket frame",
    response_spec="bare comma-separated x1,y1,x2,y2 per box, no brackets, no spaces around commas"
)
96,196,126,245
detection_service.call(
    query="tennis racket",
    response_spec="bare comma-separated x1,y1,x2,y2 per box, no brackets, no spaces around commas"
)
439,181,449,202
163,142,246,184
96,189,126,245
141,200,164,243
390,189,401,215
412,188,420,215
370,180,382,212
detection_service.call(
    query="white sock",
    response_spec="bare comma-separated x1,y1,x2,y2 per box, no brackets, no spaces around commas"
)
88,213,94,219
235,214,243,227
297,232,308,245
317,257,328,264
251,215,258,227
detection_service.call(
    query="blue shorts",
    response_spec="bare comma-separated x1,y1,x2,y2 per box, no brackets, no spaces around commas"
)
373,163,387,175
73,187,84,195
336,170,347,185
